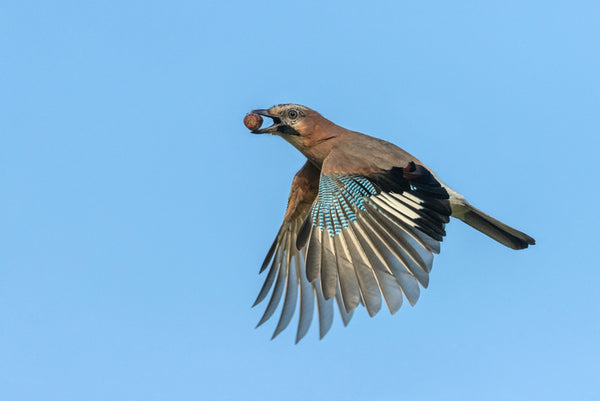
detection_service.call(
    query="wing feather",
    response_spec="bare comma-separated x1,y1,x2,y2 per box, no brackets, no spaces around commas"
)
305,227,322,283
340,228,382,317
332,233,361,313
295,251,314,343
349,222,404,314
357,214,421,306
363,202,431,286
256,233,287,327
272,227,299,339
320,233,339,299
314,279,334,339
253,240,281,307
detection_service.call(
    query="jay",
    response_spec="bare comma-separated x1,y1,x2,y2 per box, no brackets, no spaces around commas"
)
248,104,535,342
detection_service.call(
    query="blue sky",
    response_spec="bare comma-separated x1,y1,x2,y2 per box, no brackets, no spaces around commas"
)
1,1,599,400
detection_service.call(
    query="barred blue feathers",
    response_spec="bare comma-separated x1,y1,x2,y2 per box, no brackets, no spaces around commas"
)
311,175,377,236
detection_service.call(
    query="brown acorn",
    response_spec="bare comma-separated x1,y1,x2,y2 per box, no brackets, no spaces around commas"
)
243,113,263,131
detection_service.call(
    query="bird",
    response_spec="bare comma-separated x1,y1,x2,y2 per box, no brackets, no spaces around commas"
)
248,103,535,343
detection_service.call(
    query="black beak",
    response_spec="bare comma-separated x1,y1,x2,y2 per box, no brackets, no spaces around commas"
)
250,109,281,134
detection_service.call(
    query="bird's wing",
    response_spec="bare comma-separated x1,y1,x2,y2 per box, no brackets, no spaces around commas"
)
255,148,452,342
254,160,340,342
296,148,452,324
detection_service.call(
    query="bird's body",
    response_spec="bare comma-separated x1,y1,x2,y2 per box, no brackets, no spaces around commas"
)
249,104,535,342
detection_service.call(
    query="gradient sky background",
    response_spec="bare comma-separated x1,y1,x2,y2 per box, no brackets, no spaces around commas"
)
2,1,599,400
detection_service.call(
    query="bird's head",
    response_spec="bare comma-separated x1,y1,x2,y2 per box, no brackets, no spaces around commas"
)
250,104,316,136
249,104,343,166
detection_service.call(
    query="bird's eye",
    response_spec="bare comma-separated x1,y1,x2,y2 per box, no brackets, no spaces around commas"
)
287,109,298,119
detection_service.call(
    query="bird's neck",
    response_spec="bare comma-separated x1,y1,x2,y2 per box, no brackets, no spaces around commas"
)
282,121,344,169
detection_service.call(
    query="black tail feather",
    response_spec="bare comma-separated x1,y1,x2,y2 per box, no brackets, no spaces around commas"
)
455,203,535,250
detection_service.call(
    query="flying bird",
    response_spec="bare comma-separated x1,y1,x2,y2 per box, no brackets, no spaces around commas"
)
248,104,535,342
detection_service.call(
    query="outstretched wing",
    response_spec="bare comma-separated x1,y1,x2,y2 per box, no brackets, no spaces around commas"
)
296,154,452,322
254,161,344,342
255,152,452,342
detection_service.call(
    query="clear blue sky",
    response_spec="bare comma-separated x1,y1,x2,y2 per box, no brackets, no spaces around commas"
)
2,1,598,400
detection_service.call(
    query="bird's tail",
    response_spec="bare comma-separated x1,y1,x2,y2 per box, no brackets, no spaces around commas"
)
451,200,535,250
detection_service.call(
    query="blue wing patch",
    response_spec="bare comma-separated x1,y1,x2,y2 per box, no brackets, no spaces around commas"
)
311,175,378,236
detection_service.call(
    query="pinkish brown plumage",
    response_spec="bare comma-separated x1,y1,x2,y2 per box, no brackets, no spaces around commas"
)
249,103,535,342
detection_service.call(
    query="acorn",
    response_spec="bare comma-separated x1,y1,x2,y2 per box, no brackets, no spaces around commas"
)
244,113,263,131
